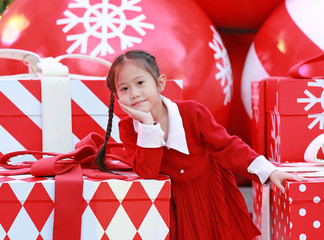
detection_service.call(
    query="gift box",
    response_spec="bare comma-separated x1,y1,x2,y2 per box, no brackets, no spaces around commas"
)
0,54,183,161
0,170,171,240
253,177,324,240
251,77,324,163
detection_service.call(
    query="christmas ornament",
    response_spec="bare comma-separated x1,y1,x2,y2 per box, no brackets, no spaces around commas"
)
0,0,233,126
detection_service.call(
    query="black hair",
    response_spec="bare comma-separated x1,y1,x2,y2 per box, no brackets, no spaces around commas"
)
96,50,161,171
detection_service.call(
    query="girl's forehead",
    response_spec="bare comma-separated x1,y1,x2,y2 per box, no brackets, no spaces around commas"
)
117,62,148,78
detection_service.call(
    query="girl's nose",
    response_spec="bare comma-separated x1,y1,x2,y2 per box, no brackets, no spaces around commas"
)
130,87,140,98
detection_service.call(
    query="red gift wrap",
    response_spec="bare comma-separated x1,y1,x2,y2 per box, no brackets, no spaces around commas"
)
253,177,324,240
0,77,182,160
251,77,324,162
0,170,171,240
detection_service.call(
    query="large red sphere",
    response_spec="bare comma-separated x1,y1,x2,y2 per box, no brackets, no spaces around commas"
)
194,0,283,30
241,0,324,119
0,0,233,126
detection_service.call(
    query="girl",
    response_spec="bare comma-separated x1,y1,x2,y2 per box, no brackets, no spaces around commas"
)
96,50,303,240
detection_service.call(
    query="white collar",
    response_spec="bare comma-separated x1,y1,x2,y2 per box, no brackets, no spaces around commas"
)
133,96,189,155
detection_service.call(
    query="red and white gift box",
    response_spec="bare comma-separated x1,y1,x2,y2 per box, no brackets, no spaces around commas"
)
0,170,171,240
253,175,324,240
0,49,183,160
251,77,324,163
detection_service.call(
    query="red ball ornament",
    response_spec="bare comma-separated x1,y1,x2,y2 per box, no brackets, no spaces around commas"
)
0,0,233,126
194,0,283,30
241,0,324,119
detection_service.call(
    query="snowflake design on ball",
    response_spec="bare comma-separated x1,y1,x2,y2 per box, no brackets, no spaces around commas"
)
297,79,324,130
269,92,281,163
56,0,154,56
209,25,233,105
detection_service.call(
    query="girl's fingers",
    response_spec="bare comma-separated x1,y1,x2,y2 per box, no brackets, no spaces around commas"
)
273,179,285,194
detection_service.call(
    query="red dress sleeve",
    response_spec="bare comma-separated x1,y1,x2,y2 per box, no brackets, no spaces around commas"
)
193,101,261,181
118,118,164,179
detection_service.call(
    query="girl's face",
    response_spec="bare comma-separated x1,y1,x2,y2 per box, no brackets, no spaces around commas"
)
114,62,166,113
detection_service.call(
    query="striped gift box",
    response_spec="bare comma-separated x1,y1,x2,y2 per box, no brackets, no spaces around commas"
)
0,77,183,161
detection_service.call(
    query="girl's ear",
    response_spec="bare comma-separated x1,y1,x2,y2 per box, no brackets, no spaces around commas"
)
157,74,167,92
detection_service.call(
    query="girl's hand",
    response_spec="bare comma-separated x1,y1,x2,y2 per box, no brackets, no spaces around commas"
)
119,102,155,125
269,170,307,194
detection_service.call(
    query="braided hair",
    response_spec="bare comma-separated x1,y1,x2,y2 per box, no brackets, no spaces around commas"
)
96,50,161,171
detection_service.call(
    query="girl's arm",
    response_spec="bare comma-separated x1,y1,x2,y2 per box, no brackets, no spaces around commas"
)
119,117,165,179
194,101,306,187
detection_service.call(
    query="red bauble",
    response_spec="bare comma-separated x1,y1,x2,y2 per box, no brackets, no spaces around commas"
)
0,0,233,126
241,0,324,119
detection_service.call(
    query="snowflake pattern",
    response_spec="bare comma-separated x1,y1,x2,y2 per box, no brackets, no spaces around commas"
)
269,92,281,163
209,25,233,105
56,0,154,56
297,79,324,130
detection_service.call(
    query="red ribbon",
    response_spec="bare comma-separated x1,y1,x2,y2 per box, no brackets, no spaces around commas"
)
0,132,131,240
289,53,324,79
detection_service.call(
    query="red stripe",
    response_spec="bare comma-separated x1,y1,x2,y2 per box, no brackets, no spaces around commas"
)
71,100,109,141
254,4,322,76
18,80,42,102
0,92,42,151
80,80,109,107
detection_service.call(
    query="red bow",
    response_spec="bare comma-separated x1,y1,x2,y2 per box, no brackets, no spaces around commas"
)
0,132,131,240
289,53,324,79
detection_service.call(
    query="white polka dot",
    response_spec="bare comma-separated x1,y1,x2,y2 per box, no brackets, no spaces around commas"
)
289,197,292,203
299,208,306,216
284,226,286,234
290,222,293,229
281,212,284,219
279,222,281,229
313,221,320,228
314,196,321,203
299,233,306,240
299,184,306,192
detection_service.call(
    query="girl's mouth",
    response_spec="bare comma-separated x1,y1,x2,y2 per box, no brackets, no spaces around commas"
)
132,100,145,106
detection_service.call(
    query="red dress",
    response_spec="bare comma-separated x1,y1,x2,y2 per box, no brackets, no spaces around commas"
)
119,99,262,240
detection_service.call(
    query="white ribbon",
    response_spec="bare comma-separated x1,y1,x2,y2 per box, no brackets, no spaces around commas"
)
0,49,111,153
304,133,324,163
261,133,324,239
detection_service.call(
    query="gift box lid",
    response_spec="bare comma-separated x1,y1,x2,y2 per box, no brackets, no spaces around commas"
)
0,170,171,202
265,77,324,115
271,178,324,202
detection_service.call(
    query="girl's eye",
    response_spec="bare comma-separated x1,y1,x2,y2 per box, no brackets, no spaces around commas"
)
138,81,144,86
121,87,128,92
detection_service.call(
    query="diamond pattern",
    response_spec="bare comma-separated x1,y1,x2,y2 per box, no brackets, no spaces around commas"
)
0,183,22,232
0,172,170,239
106,206,137,240
7,208,39,240
89,182,120,230
23,183,54,232
138,205,169,240
154,182,171,226
122,182,152,229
